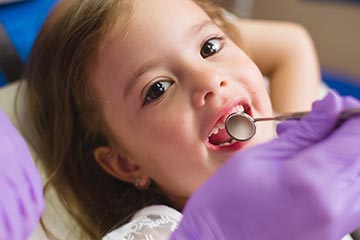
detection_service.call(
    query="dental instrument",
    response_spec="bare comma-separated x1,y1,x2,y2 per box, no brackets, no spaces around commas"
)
225,107,360,142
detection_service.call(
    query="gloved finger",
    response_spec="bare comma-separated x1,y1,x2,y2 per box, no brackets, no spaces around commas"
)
0,111,44,207
276,119,299,137
278,91,356,149
0,158,43,240
15,138,44,223
337,159,360,239
1,177,23,240
0,109,43,194
294,116,360,192
276,94,360,137
311,134,360,238
0,110,44,238
22,166,44,236
341,95,360,109
321,115,360,164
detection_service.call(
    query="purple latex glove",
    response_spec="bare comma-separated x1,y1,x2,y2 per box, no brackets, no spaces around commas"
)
0,110,44,240
171,91,360,240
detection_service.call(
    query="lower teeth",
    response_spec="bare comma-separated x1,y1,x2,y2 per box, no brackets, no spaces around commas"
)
217,139,236,146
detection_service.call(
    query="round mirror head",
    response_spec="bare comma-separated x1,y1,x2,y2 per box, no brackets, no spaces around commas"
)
225,112,256,141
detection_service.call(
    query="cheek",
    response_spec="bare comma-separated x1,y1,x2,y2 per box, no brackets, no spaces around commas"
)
127,110,197,163
131,114,210,195
243,61,272,113
144,113,188,141
229,58,272,115
226,49,264,90
249,78,273,115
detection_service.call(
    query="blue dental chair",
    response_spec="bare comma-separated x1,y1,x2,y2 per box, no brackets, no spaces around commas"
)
0,0,57,86
322,70,360,100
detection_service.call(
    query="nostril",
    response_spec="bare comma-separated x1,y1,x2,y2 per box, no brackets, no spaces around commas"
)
204,91,214,101
220,80,226,87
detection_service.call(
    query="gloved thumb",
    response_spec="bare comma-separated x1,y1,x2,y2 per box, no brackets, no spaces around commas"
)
276,91,351,148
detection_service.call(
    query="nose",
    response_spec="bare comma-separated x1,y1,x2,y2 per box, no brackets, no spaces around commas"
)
190,68,227,108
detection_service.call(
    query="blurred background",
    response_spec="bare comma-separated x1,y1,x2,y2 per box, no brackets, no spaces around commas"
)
0,0,359,98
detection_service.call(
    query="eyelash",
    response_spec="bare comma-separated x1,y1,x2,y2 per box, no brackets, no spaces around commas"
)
200,36,225,58
143,80,173,106
142,36,225,106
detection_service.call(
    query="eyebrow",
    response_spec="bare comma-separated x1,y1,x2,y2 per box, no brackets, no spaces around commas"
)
185,19,214,40
124,58,162,98
124,20,215,98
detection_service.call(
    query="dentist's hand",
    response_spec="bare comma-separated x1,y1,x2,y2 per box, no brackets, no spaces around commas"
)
0,110,44,240
171,91,360,240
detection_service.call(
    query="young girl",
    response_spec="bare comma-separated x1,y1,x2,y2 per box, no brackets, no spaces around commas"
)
24,0,321,239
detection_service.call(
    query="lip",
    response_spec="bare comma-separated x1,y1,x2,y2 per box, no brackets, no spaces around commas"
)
206,140,247,151
205,97,252,151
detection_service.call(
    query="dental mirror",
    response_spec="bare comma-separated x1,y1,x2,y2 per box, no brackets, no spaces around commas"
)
225,112,256,142
225,107,360,142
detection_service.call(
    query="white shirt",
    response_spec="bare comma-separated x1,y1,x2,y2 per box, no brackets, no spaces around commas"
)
102,205,182,240
103,204,353,240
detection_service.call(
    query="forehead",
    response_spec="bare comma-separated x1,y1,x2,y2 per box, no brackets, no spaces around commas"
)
132,0,209,31
103,0,211,51
94,0,212,86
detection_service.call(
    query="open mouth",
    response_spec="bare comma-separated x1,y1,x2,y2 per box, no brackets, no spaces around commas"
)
208,104,251,147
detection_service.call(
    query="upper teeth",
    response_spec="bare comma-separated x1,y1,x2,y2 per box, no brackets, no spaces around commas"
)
234,105,245,113
209,104,245,137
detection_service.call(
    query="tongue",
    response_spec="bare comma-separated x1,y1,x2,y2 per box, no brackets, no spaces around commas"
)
209,128,232,145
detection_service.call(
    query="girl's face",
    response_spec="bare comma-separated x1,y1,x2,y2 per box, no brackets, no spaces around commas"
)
93,0,273,206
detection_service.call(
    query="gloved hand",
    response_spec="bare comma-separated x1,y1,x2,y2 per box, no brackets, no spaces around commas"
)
0,110,44,240
170,91,360,240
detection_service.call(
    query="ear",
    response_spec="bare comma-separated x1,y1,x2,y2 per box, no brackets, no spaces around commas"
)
94,146,140,183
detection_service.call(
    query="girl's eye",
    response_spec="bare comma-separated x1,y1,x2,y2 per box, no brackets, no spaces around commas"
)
143,80,172,105
200,37,223,58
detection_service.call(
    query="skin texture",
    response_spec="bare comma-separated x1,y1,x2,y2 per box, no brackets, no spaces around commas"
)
93,0,274,208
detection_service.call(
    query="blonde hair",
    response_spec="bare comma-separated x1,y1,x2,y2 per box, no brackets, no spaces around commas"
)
25,0,244,239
